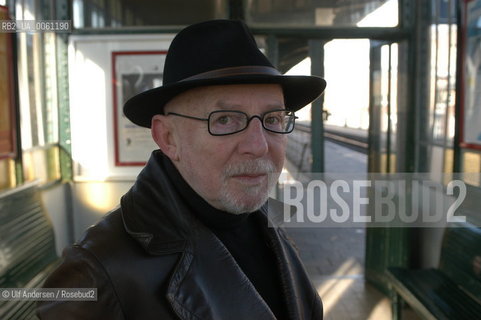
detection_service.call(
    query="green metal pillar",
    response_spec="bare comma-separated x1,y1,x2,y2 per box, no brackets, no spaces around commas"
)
56,0,72,182
309,40,325,173
453,0,463,173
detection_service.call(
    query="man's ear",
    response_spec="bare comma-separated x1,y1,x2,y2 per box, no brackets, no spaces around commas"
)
151,115,180,161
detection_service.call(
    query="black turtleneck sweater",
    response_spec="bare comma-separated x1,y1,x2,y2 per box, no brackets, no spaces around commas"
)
161,155,287,319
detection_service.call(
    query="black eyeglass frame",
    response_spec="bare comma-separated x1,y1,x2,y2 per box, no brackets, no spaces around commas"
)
166,109,298,136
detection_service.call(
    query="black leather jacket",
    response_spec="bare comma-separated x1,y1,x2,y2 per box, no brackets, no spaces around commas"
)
38,151,323,319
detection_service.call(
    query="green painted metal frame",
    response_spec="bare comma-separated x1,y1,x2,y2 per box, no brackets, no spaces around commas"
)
411,0,431,172
73,25,411,40
453,1,465,173
366,40,411,295
308,40,325,173
252,26,411,40
55,0,73,182
367,40,383,173
54,0,75,244
365,0,422,295
396,0,421,174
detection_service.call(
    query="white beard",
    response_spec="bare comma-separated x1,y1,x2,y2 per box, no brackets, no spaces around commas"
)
219,159,279,214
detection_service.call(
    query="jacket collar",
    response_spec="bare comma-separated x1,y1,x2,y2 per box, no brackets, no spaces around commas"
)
120,150,292,255
120,150,194,255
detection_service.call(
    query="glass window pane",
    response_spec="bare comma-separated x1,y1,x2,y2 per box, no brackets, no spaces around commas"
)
463,1,481,146
429,146,444,179
0,158,16,190
444,148,453,174
23,146,61,184
462,150,481,187
430,23,457,145
73,0,228,29
323,39,370,129
246,0,398,27
73,0,85,29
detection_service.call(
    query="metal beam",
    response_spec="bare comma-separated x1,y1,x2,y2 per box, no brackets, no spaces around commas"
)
251,26,411,41
72,26,186,35
309,40,325,173
453,0,463,172
73,26,411,41
411,0,431,172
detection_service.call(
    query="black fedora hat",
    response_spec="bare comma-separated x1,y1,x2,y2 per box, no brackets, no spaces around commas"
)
124,19,326,128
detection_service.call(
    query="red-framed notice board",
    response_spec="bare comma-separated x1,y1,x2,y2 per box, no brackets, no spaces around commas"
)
112,51,166,166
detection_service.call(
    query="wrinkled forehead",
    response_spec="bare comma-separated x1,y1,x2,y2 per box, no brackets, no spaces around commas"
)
164,84,285,115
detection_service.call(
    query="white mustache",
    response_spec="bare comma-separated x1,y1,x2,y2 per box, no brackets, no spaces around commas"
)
224,159,276,177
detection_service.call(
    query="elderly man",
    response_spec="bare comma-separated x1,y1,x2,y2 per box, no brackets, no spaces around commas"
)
38,19,326,319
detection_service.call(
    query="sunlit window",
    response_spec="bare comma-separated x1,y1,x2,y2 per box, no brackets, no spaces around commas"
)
73,0,84,29
247,0,398,27
417,0,457,174
13,0,61,186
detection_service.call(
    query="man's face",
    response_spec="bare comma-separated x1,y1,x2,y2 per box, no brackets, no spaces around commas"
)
154,84,287,214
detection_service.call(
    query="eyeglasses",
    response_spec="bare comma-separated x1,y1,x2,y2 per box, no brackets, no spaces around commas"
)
166,109,298,136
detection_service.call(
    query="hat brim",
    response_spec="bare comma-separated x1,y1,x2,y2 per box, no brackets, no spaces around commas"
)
123,74,326,128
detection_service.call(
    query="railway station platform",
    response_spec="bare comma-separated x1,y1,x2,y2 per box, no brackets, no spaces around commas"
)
285,140,419,319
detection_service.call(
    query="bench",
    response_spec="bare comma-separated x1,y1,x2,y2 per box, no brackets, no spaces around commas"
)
387,221,481,320
0,183,60,320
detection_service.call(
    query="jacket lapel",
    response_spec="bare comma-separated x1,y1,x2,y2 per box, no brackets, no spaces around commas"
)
264,223,302,320
260,206,322,320
166,224,277,320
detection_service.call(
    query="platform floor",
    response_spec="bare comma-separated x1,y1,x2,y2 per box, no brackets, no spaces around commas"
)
285,141,419,320
287,227,399,320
